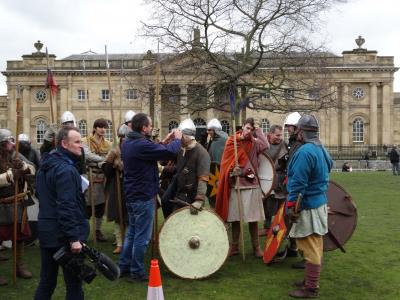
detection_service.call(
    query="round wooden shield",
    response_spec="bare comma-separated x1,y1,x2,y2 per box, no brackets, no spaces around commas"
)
158,207,229,279
263,201,287,264
324,180,357,252
258,153,276,197
207,162,220,208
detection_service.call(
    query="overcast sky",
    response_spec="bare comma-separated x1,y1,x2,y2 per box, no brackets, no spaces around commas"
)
0,0,399,95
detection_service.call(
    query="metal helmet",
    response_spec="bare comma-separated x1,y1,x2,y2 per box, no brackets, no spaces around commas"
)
179,118,196,136
284,112,301,127
207,118,222,131
124,110,136,123
18,133,30,142
0,129,14,143
60,111,76,126
297,114,319,132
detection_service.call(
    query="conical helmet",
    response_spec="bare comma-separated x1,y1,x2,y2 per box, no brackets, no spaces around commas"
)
207,118,222,130
284,112,301,127
179,118,196,136
124,110,136,123
60,111,76,126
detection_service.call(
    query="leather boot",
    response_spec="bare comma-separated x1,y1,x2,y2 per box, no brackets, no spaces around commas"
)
0,276,8,286
249,222,263,258
228,222,240,257
289,263,321,298
16,243,32,279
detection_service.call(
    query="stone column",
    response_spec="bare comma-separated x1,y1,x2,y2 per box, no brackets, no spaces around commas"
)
341,84,350,145
60,87,68,119
22,86,31,135
329,84,339,146
382,83,391,145
369,82,378,145
180,84,188,122
8,87,16,134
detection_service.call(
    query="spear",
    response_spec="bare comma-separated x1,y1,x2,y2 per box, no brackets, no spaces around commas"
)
12,84,23,285
82,59,97,246
151,41,161,258
105,45,125,242
230,84,246,262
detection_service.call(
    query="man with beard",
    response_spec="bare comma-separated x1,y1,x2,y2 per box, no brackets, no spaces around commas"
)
164,118,211,216
216,118,269,258
287,115,333,298
119,113,182,282
0,129,34,286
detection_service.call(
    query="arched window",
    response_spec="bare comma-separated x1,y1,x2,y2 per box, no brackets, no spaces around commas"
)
193,118,206,128
352,118,364,143
261,118,270,134
168,120,179,132
105,120,113,141
36,119,48,144
221,120,230,134
78,120,87,138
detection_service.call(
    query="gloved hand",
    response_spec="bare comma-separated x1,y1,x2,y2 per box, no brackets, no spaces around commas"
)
190,200,204,215
44,124,57,142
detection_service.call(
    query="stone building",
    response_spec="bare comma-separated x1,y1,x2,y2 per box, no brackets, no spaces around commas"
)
1,39,398,148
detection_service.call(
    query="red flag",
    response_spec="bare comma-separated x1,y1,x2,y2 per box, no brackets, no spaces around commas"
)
46,68,58,96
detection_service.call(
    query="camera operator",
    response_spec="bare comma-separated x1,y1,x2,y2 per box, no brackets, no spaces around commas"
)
34,126,89,300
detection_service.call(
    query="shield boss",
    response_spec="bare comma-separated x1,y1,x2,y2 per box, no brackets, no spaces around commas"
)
159,207,229,279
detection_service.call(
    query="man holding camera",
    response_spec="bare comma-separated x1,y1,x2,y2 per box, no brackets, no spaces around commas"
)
34,127,89,300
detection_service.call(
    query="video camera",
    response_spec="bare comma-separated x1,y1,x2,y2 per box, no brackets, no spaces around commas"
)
53,243,120,284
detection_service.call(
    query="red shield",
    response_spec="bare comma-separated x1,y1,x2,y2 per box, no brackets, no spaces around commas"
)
263,201,287,264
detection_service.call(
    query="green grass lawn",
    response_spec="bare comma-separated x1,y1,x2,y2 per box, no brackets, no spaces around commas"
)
1,172,399,299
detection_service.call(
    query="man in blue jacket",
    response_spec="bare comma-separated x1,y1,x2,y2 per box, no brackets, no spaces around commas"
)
34,126,89,300
120,113,182,282
287,115,333,299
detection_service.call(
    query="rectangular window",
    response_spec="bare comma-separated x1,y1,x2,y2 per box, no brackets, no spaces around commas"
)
77,89,88,101
261,91,271,100
126,89,138,100
308,89,320,100
101,89,110,101
283,88,295,100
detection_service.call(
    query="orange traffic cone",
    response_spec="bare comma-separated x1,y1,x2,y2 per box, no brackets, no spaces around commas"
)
147,259,164,300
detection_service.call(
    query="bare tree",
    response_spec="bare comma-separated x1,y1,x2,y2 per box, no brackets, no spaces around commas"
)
140,0,347,115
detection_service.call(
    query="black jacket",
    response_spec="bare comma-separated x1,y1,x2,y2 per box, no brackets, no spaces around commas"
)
36,147,89,248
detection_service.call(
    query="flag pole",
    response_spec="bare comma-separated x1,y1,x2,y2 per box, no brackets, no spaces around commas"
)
45,48,55,124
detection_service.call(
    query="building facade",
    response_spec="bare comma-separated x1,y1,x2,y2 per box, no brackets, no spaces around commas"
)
1,39,399,147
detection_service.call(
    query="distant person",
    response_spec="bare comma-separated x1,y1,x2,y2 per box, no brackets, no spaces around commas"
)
342,162,352,172
389,145,399,175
